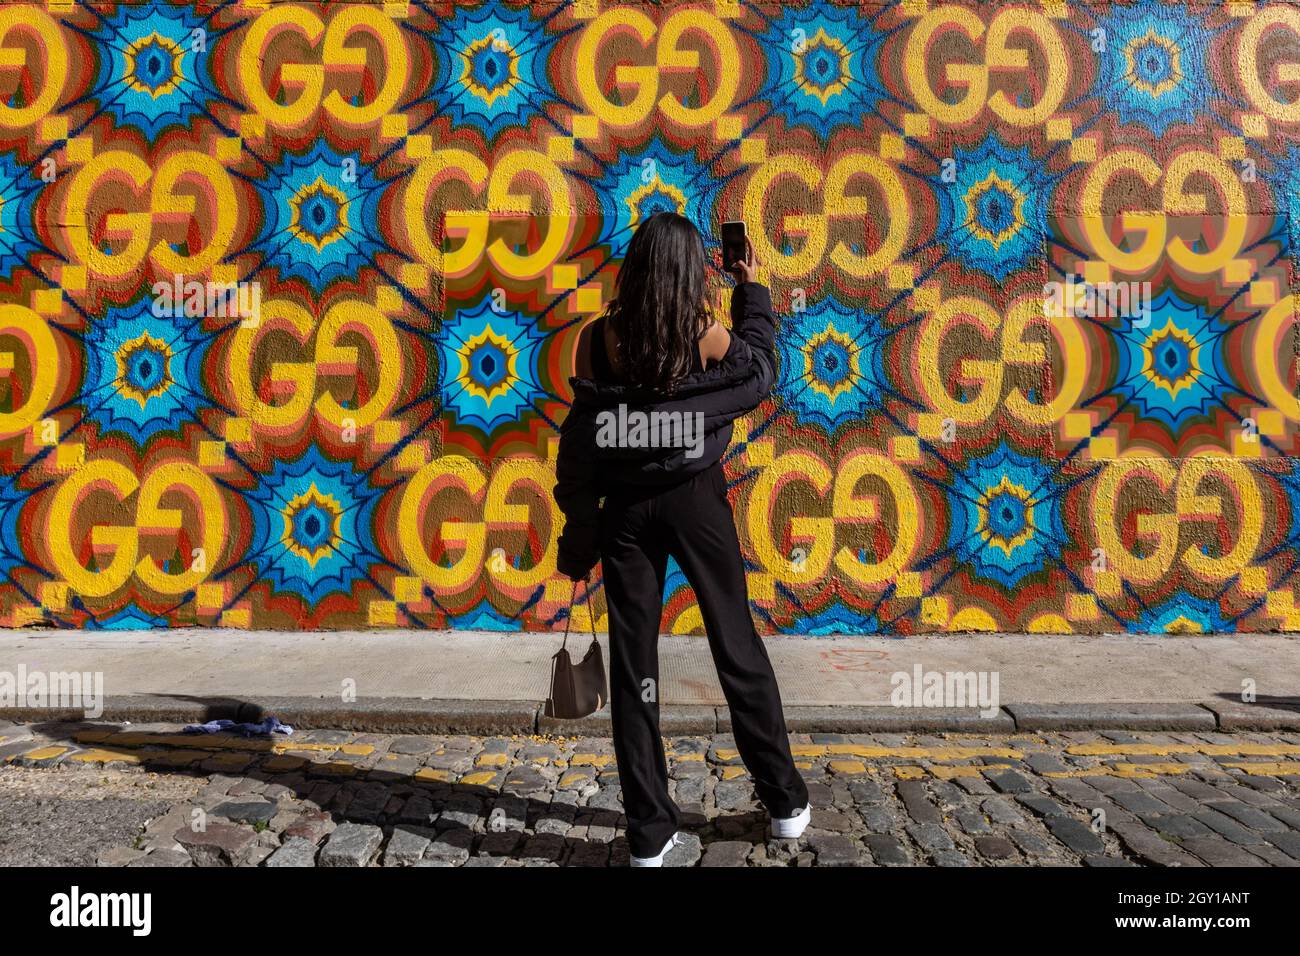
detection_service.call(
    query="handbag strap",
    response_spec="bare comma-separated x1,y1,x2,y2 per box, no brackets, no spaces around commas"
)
561,578,598,652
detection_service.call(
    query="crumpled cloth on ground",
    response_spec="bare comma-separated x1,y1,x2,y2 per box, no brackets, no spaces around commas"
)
182,716,294,737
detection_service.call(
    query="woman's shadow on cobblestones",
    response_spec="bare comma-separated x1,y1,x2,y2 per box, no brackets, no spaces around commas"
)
19,709,771,867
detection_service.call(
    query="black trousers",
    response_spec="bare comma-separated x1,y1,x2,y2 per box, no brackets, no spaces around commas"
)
598,459,809,857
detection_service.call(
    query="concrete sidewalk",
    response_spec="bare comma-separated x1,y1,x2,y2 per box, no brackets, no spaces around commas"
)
2,629,1299,734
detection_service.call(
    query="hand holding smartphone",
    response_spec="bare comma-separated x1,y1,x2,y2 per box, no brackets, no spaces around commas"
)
721,220,756,284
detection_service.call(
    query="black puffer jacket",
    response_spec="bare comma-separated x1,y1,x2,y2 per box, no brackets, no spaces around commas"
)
553,282,779,580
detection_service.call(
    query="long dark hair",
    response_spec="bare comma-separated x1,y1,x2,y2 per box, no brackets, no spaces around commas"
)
603,212,710,393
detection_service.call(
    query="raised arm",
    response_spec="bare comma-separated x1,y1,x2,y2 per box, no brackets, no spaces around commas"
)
729,281,778,400
725,234,778,401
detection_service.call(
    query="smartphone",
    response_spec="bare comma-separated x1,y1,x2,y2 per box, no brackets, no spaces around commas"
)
721,221,746,271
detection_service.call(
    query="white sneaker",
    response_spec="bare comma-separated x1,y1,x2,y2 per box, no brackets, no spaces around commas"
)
629,832,683,867
770,804,811,839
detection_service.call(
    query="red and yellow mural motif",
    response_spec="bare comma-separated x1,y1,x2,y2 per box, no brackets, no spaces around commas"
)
2,0,1300,636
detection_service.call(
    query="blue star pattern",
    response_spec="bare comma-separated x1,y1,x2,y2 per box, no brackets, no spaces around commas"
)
81,302,212,446
246,446,381,605
947,443,1065,589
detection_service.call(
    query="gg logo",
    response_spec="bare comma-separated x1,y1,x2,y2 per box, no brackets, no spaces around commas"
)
1238,7,1300,125
63,150,238,279
904,5,1067,126
1079,149,1248,278
49,461,226,598
0,6,68,128
743,447,920,587
1253,296,1300,423
403,148,573,277
1093,458,1262,586
238,4,409,127
0,303,60,437
398,456,559,592
575,7,740,128
743,153,910,280
228,297,401,432
918,294,1076,428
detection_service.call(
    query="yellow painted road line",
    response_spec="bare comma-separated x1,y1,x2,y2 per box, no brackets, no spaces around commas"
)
203,752,256,771
1043,762,1194,778
67,749,142,765
313,760,358,777
1223,761,1300,776
569,753,614,767
828,759,867,775
791,744,1024,760
9,745,67,762
929,765,987,779
261,755,309,772
1066,743,1300,757
71,729,113,744
147,749,211,767
558,770,593,788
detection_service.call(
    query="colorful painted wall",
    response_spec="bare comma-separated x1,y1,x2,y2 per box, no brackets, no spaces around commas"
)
2,0,1299,635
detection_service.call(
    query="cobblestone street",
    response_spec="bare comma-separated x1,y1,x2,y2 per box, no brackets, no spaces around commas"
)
4,719,1300,867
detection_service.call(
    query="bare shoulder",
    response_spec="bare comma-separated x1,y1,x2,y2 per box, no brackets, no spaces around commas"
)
699,319,732,366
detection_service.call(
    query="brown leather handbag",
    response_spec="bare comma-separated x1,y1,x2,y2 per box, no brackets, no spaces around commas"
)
544,579,607,719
